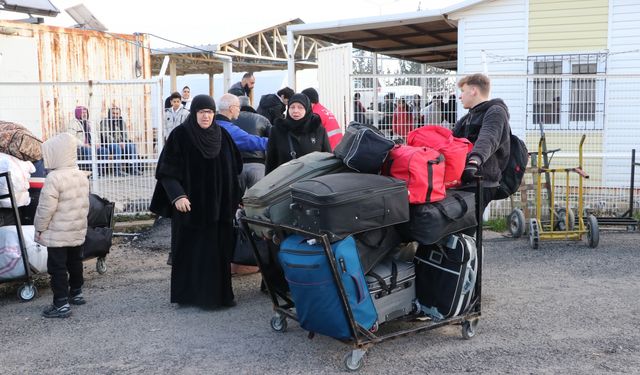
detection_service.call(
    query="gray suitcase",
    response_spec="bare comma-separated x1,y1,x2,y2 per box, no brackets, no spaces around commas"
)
366,258,418,324
243,152,346,239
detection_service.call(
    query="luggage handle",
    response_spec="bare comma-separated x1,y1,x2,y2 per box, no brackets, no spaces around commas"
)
432,193,469,221
367,261,398,294
287,134,297,159
434,241,471,264
349,274,366,303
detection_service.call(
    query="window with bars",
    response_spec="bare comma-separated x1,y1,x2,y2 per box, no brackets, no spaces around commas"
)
527,53,606,130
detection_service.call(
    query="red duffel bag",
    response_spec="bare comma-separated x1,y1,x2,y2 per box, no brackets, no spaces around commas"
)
407,125,472,188
382,144,446,204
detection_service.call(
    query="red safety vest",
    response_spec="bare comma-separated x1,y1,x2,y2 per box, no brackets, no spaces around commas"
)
312,103,343,150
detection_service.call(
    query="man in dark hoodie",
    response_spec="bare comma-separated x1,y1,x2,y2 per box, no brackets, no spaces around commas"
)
256,87,294,125
453,73,510,211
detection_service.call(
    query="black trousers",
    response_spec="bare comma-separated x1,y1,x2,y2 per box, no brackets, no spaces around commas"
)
47,246,84,305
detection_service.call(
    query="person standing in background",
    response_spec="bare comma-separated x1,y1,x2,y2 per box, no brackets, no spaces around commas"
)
301,87,343,150
181,86,192,110
163,92,190,140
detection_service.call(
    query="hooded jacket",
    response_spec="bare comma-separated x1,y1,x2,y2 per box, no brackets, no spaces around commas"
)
233,110,271,163
453,98,511,187
34,133,90,247
256,94,286,125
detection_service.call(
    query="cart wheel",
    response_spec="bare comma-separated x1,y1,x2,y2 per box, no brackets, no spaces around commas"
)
270,315,287,332
554,208,575,231
96,257,107,274
369,321,379,333
586,215,599,248
343,350,365,372
529,219,540,249
461,319,479,340
508,209,526,238
18,283,37,301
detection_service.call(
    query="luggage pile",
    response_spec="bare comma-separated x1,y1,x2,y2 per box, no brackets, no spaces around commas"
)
242,122,483,339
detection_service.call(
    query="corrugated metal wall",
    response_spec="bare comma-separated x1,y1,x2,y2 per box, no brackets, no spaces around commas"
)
0,21,151,139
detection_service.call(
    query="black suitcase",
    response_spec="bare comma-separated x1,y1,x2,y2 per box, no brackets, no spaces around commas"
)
397,189,477,245
291,173,409,242
414,233,478,320
334,121,395,174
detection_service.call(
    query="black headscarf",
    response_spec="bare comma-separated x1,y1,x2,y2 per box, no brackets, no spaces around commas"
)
184,95,221,159
281,93,315,134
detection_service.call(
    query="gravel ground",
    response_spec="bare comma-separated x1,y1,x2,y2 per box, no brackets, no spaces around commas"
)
1,221,639,374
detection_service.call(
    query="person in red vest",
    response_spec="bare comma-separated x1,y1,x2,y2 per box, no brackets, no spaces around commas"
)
392,97,414,139
301,88,343,150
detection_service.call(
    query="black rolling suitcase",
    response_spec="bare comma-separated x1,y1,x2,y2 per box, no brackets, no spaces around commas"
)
81,194,115,261
290,173,409,242
414,233,478,320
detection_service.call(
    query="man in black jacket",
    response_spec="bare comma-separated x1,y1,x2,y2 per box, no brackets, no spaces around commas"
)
453,73,510,212
233,95,272,192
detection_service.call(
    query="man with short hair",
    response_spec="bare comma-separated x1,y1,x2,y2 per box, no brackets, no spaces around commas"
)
256,87,293,124
230,72,255,97
215,94,268,153
453,73,511,211
163,91,189,140
301,87,343,150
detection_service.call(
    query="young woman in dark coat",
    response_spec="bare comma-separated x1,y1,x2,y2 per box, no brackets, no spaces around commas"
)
264,93,331,174
149,95,243,309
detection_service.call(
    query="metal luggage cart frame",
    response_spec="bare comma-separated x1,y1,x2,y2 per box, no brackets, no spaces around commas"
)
507,124,574,238
528,135,600,249
0,171,38,301
240,178,484,372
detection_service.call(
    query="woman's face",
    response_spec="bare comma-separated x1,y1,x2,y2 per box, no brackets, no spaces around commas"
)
288,102,306,121
196,109,214,129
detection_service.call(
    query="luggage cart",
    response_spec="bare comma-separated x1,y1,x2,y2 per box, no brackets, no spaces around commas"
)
528,135,599,249
590,149,639,231
241,178,485,372
507,125,573,238
0,171,38,301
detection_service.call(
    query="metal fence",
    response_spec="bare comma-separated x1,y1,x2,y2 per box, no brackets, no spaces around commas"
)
350,72,640,219
0,79,163,214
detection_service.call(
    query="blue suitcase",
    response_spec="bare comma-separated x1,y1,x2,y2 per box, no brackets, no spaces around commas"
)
279,234,378,339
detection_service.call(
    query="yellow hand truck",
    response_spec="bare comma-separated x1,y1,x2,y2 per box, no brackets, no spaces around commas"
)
528,134,599,249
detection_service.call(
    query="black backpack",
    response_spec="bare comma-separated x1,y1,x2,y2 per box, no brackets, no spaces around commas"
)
494,132,528,200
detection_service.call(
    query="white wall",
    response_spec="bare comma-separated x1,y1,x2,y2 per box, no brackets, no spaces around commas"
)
450,0,529,139
603,0,640,187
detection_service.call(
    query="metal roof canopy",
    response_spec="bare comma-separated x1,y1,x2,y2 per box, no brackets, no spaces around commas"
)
285,0,489,86
150,19,331,77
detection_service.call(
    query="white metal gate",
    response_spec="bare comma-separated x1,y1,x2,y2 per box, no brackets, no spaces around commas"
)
0,79,163,214
318,44,353,132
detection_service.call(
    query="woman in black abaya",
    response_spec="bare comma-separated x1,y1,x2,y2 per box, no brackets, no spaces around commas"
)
150,95,242,308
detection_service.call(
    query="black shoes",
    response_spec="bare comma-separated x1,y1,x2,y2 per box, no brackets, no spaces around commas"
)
42,303,71,318
69,294,86,305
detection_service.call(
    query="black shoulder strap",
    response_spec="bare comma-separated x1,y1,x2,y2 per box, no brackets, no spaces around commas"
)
287,133,297,159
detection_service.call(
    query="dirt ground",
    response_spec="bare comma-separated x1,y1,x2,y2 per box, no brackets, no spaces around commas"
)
1,221,639,374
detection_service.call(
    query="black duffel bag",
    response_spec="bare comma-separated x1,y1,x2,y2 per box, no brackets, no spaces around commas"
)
397,190,477,245
334,121,395,174
232,215,269,267
354,226,402,274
